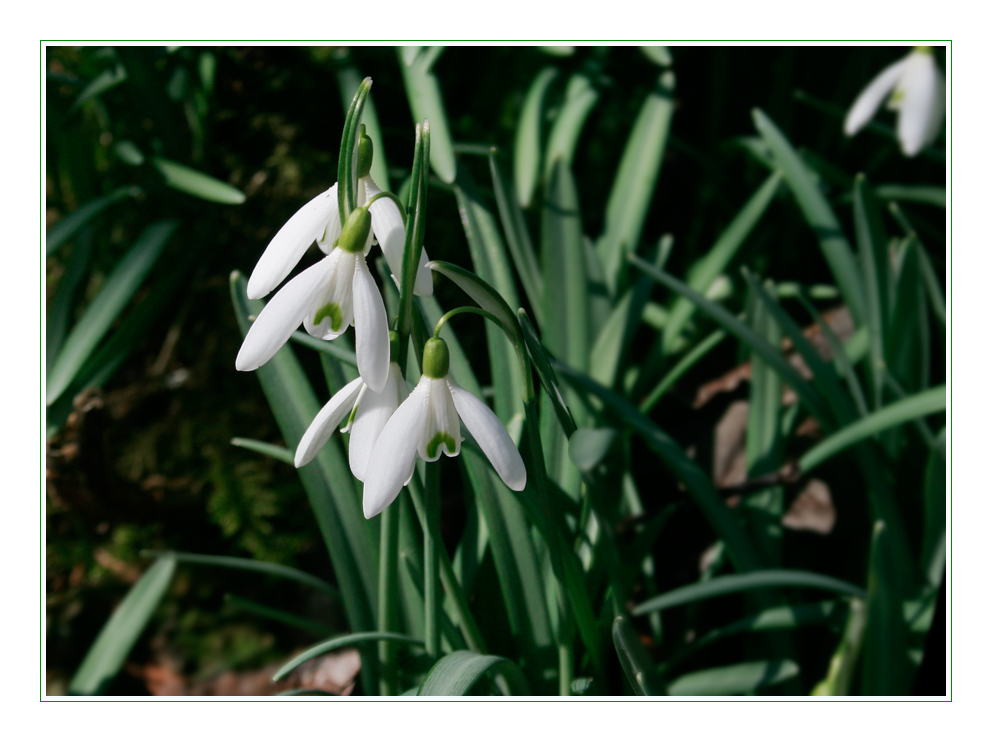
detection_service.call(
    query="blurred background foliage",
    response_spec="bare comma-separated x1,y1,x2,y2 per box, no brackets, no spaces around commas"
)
45,45,945,696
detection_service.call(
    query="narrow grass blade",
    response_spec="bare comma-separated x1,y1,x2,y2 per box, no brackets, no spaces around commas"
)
752,109,865,323
633,570,865,616
543,74,599,184
640,330,726,414
921,429,946,588
596,71,675,294
272,633,424,682
663,172,781,355
68,556,175,695
397,47,456,183
612,616,666,695
428,260,519,345
519,309,576,437
230,437,293,464
47,228,94,372
142,549,338,596
489,150,542,320
230,272,377,640
47,220,178,404
853,174,889,409
568,428,617,473
70,64,126,112
46,185,139,256
667,659,799,695
288,329,358,367
514,66,558,208
542,160,588,370
861,521,910,695
152,157,245,204
874,184,945,209
630,257,832,425
799,386,946,473
554,361,763,572
418,650,529,696
811,598,867,696
640,46,672,66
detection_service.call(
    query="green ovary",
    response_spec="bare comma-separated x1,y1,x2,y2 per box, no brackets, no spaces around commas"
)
314,302,343,331
426,431,457,459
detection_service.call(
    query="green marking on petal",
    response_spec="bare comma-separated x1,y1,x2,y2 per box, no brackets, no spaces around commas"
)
426,431,457,459
314,302,343,331
913,46,933,55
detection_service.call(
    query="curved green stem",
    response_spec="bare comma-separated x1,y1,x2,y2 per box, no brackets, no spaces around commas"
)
364,190,408,222
433,306,504,339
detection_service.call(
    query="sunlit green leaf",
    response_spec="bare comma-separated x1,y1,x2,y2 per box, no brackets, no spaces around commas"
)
272,633,424,682
418,650,529,696
46,186,140,256
668,660,799,695
514,66,558,208
153,157,246,204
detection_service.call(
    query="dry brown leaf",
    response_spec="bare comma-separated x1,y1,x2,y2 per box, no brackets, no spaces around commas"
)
782,479,836,534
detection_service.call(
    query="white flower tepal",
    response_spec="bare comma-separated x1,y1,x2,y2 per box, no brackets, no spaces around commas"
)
362,337,527,519
844,47,945,157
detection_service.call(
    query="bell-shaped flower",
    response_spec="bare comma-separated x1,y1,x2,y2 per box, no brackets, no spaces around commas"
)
362,337,527,519
246,130,432,302
236,206,392,390
295,334,409,481
844,47,945,157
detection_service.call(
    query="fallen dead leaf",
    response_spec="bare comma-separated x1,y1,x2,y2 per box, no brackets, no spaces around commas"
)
782,479,836,534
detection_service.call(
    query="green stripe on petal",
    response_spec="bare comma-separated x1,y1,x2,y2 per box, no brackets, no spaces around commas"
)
426,431,458,459
314,302,343,331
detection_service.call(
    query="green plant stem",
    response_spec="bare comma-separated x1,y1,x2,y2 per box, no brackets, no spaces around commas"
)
377,504,400,695
424,462,441,658
433,306,503,339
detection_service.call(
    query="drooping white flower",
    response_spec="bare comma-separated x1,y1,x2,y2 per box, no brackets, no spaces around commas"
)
295,346,409,482
362,337,527,519
844,47,945,157
236,206,392,391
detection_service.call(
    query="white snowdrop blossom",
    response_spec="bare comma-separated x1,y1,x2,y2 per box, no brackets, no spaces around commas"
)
296,347,409,482
236,131,432,392
844,47,945,157
362,337,527,519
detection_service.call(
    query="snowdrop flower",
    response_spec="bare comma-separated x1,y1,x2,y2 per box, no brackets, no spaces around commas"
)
362,337,527,519
844,47,945,157
296,333,409,481
236,129,432,391
236,204,392,390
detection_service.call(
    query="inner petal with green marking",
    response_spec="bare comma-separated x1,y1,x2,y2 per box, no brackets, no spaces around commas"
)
313,302,343,332
418,377,463,461
426,431,458,459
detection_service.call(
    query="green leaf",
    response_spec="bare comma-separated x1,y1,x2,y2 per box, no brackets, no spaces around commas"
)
639,331,726,414
752,109,865,324
397,47,456,183
862,522,910,694
668,660,799,695
663,172,781,355
554,361,763,572
489,150,543,320
514,66,558,208
853,174,890,410
46,186,140,256
537,46,575,57
418,650,529,696
921,429,946,588
427,260,520,347
596,71,675,294
874,184,945,209
568,428,617,473
152,157,245,204
47,228,94,373
141,549,338,596
288,330,358,367
799,386,946,472
543,74,599,184
69,557,175,695
633,570,866,616
70,64,126,111
272,633,424,682
630,257,833,426
542,160,588,371
230,437,293,464
226,594,336,636
230,272,377,643
336,62,390,190
114,140,145,166
518,309,576,437
47,220,177,405
612,616,666,695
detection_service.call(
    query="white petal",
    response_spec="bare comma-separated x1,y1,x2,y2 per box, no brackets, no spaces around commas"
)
303,248,356,340
315,191,343,255
366,178,433,297
898,53,941,157
236,256,332,371
363,378,431,518
923,69,946,149
295,377,365,467
352,256,390,393
248,185,337,299
348,362,407,481
418,377,463,462
844,58,908,136
448,378,527,491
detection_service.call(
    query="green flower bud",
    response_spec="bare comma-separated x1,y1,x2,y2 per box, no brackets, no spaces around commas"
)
337,207,371,253
357,124,374,178
423,337,450,379
389,331,400,364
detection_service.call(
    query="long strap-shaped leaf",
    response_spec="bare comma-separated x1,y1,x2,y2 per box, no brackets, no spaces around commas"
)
69,556,176,695
418,650,529,696
272,632,424,682
633,569,866,616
